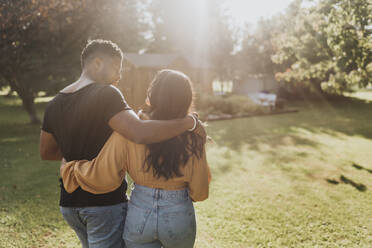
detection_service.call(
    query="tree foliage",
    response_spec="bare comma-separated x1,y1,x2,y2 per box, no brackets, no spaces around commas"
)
272,0,372,94
0,0,146,123
237,18,283,78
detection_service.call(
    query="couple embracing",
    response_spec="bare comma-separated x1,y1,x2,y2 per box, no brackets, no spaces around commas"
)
40,39,211,248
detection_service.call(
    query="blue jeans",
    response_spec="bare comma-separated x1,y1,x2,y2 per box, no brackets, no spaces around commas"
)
123,184,196,248
60,202,127,248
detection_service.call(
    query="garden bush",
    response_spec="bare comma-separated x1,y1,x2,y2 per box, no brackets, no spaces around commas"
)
194,94,263,120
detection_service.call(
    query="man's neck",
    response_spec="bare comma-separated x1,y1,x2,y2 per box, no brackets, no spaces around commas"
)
60,72,96,94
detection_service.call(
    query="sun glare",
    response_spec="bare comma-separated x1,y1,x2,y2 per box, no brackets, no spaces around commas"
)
222,0,295,28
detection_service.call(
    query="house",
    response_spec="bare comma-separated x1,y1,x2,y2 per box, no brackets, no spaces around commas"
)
232,75,279,95
119,53,215,110
232,75,279,108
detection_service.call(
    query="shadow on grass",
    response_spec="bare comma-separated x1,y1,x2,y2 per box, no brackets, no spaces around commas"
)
210,97,372,151
352,163,372,174
207,96,372,178
340,175,367,192
326,179,339,185
325,174,367,192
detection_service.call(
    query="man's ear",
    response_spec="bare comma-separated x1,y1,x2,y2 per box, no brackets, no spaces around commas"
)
145,97,150,106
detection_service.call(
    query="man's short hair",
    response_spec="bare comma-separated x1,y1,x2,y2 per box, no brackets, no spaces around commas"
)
81,39,123,69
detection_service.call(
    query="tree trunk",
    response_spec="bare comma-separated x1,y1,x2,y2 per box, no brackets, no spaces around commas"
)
3,74,41,124
17,89,41,124
5,86,14,97
311,79,324,95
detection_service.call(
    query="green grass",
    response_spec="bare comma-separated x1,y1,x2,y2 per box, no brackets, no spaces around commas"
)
1,95,372,247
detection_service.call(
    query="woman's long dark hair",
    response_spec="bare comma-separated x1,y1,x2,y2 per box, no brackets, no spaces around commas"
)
144,69,204,180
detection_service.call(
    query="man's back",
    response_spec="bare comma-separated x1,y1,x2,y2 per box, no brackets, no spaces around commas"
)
42,83,130,207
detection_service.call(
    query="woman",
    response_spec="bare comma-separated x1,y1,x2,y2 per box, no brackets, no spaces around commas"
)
61,69,211,248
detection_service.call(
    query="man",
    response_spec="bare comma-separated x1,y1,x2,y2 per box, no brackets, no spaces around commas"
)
39,39,197,248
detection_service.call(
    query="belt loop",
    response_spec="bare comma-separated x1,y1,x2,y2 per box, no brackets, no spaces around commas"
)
154,188,159,200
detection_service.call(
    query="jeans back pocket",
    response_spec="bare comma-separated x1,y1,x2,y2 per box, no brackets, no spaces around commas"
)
124,201,151,237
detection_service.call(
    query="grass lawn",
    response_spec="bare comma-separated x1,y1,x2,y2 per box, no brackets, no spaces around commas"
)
0,94,372,247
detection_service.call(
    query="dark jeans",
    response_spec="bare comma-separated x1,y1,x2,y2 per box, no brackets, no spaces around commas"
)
61,203,127,248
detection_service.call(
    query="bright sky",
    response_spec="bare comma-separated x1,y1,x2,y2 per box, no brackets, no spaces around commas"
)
223,0,295,28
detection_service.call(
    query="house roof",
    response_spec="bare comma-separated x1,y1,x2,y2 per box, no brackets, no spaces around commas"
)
124,53,180,68
183,55,212,69
124,53,213,69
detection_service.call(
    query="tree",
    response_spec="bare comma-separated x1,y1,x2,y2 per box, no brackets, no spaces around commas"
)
146,0,236,82
324,0,372,90
87,0,149,53
0,0,147,123
237,17,284,79
0,0,93,123
272,0,372,94
146,0,211,53
208,5,237,84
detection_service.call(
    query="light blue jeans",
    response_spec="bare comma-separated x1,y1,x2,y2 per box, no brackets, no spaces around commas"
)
60,203,127,248
123,184,196,248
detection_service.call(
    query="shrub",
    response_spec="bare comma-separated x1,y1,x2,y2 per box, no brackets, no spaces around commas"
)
194,94,262,120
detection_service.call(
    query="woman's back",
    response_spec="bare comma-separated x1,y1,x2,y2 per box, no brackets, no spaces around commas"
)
61,125,210,202
127,127,209,192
